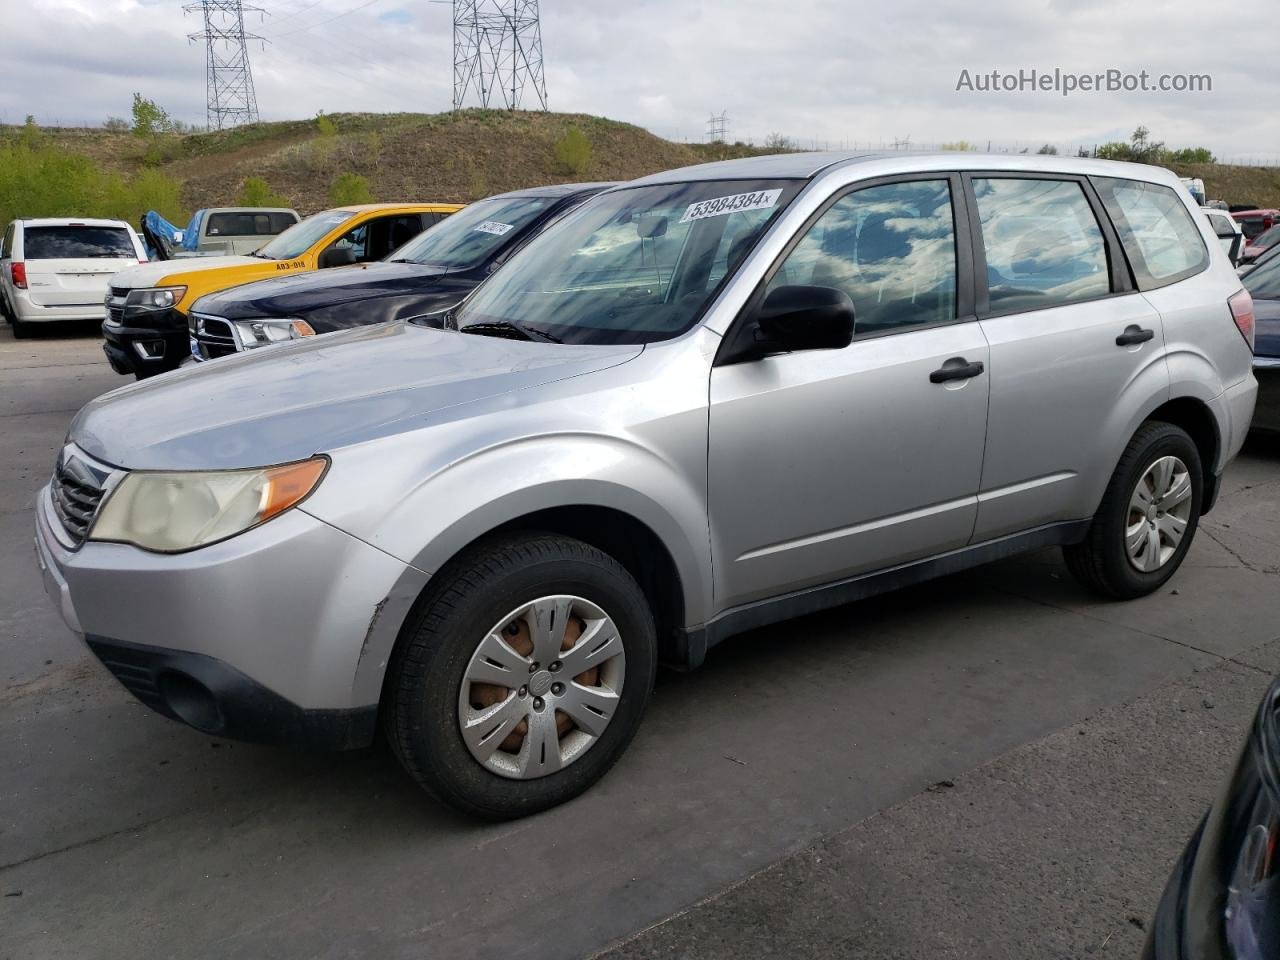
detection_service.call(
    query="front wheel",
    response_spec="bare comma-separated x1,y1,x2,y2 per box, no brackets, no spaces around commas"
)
384,533,656,820
1064,421,1202,599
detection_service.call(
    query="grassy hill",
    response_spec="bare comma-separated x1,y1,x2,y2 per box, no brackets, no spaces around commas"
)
12,111,768,218
5,111,1279,222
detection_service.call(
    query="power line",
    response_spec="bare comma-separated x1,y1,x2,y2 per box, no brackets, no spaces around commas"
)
185,1,265,130
267,0,381,39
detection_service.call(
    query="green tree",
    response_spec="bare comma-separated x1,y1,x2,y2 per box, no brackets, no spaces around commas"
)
1168,146,1215,164
238,176,290,207
1036,144,1059,155
315,111,338,137
103,117,130,133
552,126,593,175
328,172,373,205
131,93,172,137
940,140,974,152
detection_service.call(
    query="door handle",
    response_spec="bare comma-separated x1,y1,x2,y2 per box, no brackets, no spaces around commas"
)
929,357,985,383
1115,325,1155,346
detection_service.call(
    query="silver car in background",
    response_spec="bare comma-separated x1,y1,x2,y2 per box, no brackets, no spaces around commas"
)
35,153,1257,818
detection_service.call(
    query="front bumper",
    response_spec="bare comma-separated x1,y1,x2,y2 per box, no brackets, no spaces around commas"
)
101,307,189,378
34,482,426,749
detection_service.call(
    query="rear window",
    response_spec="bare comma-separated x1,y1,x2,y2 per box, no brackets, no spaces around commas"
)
1093,178,1208,289
205,211,297,237
23,225,136,260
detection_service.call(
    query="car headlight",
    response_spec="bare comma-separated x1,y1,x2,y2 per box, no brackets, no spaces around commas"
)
1224,682,1280,960
124,286,187,310
89,458,327,552
233,318,316,348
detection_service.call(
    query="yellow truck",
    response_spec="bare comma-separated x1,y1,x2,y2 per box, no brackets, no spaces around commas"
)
103,202,463,378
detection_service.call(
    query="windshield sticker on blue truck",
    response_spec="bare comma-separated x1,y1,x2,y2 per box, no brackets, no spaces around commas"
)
680,188,783,224
474,221,516,236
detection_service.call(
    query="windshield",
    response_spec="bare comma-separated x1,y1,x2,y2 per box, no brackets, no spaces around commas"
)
390,195,555,268
1252,224,1280,249
1245,249,1280,300
257,210,355,260
454,179,803,344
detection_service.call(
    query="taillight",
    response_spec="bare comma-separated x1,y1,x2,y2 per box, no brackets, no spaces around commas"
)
11,262,26,289
1229,289,1255,352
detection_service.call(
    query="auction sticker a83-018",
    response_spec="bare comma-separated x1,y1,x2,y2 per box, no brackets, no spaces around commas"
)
679,188,783,224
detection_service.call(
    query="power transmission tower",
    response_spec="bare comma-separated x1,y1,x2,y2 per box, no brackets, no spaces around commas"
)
452,1,548,111
706,112,729,144
185,1,265,130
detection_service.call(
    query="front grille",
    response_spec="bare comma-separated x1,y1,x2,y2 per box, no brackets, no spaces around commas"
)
50,447,111,546
105,288,127,325
190,313,240,360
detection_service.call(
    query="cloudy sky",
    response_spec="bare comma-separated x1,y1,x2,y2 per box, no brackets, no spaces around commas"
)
4,0,1277,160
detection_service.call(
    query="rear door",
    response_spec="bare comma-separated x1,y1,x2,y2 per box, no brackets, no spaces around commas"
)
967,174,1168,540
708,175,991,608
22,225,140,308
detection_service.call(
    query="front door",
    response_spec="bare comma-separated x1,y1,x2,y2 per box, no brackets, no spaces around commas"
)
708,176,991,610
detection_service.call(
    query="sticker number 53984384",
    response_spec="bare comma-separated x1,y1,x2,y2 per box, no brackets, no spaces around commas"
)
679,188,783,224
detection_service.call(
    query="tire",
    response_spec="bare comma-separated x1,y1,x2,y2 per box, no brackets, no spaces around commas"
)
384,532,657,820
1064,421,1203,599
11,317,32,339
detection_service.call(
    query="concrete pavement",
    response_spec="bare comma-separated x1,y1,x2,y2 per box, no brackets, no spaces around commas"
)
1,323,1277,959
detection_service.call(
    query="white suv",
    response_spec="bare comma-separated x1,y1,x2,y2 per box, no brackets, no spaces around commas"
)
0,218,146,338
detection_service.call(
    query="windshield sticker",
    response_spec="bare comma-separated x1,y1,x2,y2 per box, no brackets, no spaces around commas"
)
680,188,783,224
473,220,516,236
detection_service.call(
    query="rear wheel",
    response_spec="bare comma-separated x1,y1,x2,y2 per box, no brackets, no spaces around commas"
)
1064,421,1202,599
385,532,656,820
10,317,32,339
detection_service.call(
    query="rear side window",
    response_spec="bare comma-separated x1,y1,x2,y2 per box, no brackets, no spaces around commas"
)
768,179,957,335
1093,177,1208,289
205,212,296,236
972,178,1110,313
1,223,13,258
23,226,136,259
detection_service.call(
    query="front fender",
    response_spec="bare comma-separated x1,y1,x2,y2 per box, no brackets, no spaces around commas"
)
320,434,712,708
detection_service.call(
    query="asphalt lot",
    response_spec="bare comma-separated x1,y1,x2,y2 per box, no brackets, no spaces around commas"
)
1,322,1278,960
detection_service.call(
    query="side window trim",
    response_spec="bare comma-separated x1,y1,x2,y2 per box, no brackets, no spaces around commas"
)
961,171,1133,321
1088,175,1211,291
715,171,975,365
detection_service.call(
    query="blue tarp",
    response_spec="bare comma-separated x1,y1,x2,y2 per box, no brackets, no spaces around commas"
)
142,209,206,258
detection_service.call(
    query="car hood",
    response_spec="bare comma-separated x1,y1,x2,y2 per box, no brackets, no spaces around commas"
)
70,322,643,470
193,261,461,321
111,256,262,289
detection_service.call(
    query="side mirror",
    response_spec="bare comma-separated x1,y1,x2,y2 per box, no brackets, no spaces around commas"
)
755,285,855,352
719,285,855,364
318,246,358,269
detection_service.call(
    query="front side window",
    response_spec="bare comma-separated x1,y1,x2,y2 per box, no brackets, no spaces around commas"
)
390,196,555,269
453,179,803,344
23,226,136,259
767,179,957,335
973,178,1110,312
1093,177,1208,289
257,210,355,260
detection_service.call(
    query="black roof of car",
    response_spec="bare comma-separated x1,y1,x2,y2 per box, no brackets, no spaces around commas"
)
488,182,617,200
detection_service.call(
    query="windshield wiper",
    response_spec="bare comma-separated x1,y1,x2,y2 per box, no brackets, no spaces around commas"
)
459,320,537,341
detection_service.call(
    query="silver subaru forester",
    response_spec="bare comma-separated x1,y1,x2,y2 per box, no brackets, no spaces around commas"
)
36,153,1257,818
